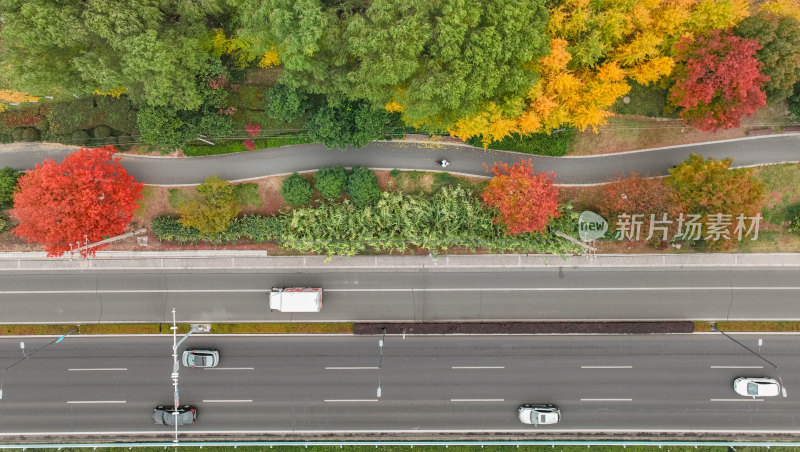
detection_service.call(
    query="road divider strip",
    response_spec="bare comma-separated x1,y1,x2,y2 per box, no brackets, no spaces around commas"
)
580,398,633,401
451,366,505,369
204,367,254,370
581,366,632,369
450,399,504,402
67,400,126,404
68,368,127,371
202,400,252,403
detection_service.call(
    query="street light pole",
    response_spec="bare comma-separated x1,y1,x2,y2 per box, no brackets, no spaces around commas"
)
1,328,77,400
169,308,200,444
711,325,778,369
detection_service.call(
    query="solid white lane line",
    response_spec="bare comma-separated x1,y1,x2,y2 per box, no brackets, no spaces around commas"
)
451,366,505,369
710,365,764,369
711,398,764,402
68,368,127,371
203,400,252,403
325,366,379,370
450,399,504,402
5,287,800,294
67,400,126,404
580,398,632,402
204,367,254,370
581,366,632,369
324,399,379,403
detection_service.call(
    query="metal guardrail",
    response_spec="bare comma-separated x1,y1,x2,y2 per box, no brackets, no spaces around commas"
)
0,440,798,449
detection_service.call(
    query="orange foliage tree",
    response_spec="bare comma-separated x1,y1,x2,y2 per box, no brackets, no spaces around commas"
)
481,159,560,234
11,146,143,257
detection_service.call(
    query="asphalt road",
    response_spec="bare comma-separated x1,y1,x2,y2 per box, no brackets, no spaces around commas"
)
0,135,798,185
0,334,797,437
1,267,800,323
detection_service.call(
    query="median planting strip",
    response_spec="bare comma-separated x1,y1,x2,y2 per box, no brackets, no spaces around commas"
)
3,321,800,336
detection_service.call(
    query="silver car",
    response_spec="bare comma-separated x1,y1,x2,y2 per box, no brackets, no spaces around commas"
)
181,349,219,368
733,377,780,397
153,405,197,425
518,404,560,425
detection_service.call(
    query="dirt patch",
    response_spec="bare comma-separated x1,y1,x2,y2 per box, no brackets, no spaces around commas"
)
354,322,694,335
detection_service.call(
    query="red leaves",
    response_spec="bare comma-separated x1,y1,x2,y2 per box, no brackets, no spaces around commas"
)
243,139,256,151
481,159,560,234
245,122,261,138
10,146,143,257
669,29,770,131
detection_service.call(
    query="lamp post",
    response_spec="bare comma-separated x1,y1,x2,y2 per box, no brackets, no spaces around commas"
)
711,324,787,397
169,308,200,443
376,328,386,398
1,329,77,400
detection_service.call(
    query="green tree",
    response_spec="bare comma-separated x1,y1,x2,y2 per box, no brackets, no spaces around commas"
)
734,12,800,102
238,0,550,128
314,166,348,199
306,100,393,149
178,175,241,234
267,84,308,122
137,106,198,150
347,166,380,207
0,166,21,207
281,172,313,206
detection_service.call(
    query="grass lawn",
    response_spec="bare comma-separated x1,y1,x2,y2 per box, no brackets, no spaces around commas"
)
695,321,800,332
183,135,314,156
611,80,677,118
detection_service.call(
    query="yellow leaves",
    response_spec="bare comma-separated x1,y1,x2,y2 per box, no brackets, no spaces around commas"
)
516,110,543,135
258,44,281,68
686,0,749,36
93,87,127,98
551,73,581,98
760,0,800,21
449,103,519,148
206,28,257,69
385,100,404,113
628,56,675,85
613,32,662,66
595,62,626,84
0,90,40,103
540,38,572,73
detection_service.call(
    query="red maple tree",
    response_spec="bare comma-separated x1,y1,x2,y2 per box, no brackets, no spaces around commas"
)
481,159,560,234
669,29,770,131
11,146,143,257
245,122,261,138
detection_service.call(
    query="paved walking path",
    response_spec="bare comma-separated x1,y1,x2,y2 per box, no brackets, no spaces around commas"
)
0,134,798,185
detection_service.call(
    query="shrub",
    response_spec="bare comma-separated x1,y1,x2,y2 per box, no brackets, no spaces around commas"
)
314,165,348,199
281,172,313,206
789,82,800,119
0,215,8,233
389,169,401,178
469,128,577,156
92,125,112,139
117,135,134,145
177,175,241,234
21,127,39,142
71,130,90,145
198,111,234,138
10,128,23,141
233,182,262,207
94,96,138,134
0,166,21,207
347,166,380,207
137,106,196,149
104,136,118,145
789,213,800,235
47,98,95,134
267,84,306,122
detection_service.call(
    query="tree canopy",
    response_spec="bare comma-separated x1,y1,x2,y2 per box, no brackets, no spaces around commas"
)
11,146,143,256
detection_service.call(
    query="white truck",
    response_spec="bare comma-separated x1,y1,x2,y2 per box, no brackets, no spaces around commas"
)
269,287,323,312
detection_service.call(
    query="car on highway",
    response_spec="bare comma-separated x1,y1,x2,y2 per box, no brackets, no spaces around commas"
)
153,405,197,425
181,349,219,368
733,377,780,397
518,404,560,425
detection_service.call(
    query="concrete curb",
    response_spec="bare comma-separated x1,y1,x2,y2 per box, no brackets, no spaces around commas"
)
1,251,799,270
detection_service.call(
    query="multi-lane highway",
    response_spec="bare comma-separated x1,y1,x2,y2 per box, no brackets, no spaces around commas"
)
0,334,797,438
1,267,800,323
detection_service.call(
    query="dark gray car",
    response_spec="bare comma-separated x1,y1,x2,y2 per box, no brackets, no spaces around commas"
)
153,405,197,425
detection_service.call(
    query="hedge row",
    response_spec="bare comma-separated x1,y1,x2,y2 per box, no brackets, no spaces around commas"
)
468,128,577,156
0,96,139,146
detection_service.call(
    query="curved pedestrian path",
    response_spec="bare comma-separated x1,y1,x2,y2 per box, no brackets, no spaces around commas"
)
0,134,798,186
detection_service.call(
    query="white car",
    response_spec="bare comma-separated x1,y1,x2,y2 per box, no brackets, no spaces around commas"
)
518,404,560,425
181,349,219,368
733,377,780,397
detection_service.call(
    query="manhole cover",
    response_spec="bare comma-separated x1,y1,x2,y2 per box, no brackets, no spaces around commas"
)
622,96,631,104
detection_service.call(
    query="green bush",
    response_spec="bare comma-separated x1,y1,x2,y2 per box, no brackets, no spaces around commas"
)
281,172,313,206
21,127,39,142
94,96,138,134
267,84,306,122
0,215,8,234
137,106,197,149
314,165,348,199
347,166,381,207
788,205,800,235
71,130,90,145
10,128,23,141
469,128,577,156
92,125,112,138
389,169,401,178
152,214,284,244
104,136,118,145
47,98,95,134
198,112,234,138
790,81,800,119
233,182,262,207
182,136,314,156
0,166,20,207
